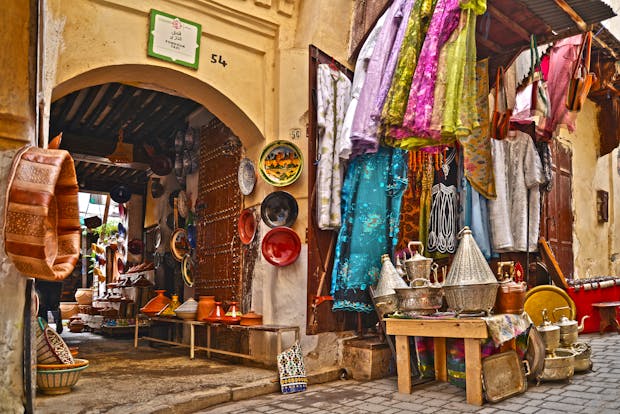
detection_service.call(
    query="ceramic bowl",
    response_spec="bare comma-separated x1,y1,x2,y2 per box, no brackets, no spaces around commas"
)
37,359,89,395
260,191,298,228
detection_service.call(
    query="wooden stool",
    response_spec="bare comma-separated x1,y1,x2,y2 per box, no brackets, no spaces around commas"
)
592,302,620,334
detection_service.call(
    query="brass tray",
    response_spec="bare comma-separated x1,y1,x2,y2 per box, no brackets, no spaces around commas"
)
524,285,576,326
482,350,528,403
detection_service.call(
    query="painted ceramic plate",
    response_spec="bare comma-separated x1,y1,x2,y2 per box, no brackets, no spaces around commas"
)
260,191,298,228
170,228,191,262
261,227,301,267
238,158,256,195
182,254,194,287
238,208,256,245
258,140,303,187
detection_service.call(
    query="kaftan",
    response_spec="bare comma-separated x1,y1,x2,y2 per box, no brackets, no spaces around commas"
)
331,146,408,313
339,12,387,160
316,64,352,230
349,0,409,157
489,131,544,252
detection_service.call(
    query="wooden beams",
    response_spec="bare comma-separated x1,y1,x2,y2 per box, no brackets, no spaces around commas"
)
553,0,588,31
488,3,532,41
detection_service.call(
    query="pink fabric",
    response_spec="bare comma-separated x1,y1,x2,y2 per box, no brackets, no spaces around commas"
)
395,0,461,139
544,34,582,135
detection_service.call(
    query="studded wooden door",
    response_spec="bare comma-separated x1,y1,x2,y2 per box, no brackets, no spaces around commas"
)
195,120,243,301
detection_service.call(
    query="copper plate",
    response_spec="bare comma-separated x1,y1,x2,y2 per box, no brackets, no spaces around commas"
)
238,208,256,245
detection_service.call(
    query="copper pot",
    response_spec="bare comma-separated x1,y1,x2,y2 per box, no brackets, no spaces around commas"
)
494,281,527,314
240,310,263,326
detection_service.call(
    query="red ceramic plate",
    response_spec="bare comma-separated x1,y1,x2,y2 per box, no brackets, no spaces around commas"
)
261,227,301,267
238,208,256,245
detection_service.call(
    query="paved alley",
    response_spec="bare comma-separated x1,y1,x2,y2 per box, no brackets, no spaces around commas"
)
204,332,620,414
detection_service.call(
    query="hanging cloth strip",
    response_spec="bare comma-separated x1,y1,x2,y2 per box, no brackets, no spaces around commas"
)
427,147,458,254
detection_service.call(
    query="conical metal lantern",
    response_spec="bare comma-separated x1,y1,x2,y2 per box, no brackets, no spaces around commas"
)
444,227,499,314
373,254,408,316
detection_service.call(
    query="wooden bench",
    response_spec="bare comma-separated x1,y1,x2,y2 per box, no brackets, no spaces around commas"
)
385,318,489,406
591,302,620,334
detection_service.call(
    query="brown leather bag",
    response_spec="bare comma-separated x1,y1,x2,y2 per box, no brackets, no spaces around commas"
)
4,146,81,280
491,67,512,140
566,31,595,112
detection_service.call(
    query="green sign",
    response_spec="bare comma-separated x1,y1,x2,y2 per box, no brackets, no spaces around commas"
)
148,9,201,69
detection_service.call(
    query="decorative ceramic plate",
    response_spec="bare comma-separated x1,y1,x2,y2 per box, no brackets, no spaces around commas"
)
238,208,256,245
261,227,301,267
524,285,576,327
260,191,298,228
182,254,194,287
170,228,191,262
238,158,256,195
258,140,303,187
177,190,189,218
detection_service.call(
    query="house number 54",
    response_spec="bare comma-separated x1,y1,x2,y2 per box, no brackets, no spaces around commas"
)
210,54,228,67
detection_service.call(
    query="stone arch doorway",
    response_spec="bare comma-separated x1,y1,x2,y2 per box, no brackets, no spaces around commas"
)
50,64,264,150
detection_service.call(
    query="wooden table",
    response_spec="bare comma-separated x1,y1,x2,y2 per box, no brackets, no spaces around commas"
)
592,302,620,334
385,318,489,406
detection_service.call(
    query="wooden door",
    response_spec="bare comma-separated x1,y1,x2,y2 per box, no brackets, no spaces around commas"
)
195,120,243,301
349,0,393,59
541,140,574,278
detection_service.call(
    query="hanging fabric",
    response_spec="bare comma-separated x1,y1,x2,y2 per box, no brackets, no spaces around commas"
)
330,146,408,313
488,131,544,252
457,58,495,199
316,64,352,230
395,151,423,254
339,12,387,160
490,67,512,140
427,147,458,255
349,0,410,158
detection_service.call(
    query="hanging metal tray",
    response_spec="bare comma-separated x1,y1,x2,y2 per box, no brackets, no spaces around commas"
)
482,350,529,403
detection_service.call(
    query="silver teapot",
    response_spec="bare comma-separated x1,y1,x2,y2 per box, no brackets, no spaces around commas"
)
403,241,434,280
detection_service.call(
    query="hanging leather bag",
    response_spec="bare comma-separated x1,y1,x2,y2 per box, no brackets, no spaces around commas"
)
4,146,81,280
566,31,595,112
491,67,512,139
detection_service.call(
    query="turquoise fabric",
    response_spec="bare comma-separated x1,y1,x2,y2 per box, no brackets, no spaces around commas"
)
330,146,408,313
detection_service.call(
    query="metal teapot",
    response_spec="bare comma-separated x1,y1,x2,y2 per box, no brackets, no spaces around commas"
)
537,309,560,354
403,241,434,280
553,306,590,346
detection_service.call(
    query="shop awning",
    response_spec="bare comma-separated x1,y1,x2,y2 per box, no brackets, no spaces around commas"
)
479,0,617,78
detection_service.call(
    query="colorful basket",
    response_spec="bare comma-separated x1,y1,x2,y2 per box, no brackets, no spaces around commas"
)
36,360,89,395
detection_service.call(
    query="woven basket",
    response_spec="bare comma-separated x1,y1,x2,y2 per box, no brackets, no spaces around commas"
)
36,322,74,365
36,361,89,395
4,146,80,280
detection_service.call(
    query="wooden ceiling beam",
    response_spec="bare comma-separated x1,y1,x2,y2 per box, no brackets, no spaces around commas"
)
488,3,532,41
477,35,504,54
553,0,588,32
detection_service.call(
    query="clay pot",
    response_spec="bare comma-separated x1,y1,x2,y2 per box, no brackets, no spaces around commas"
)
140,290,170,317
205,301,225,323
75,288,93,306
196,296,216,322
60,302,79,320
223,301,241,325
240,310,263,326
69,320,84,333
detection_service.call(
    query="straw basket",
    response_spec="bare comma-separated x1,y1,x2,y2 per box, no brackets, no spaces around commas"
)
36,359,89,395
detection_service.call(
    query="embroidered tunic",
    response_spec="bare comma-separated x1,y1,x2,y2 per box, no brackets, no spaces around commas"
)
316,64,351,229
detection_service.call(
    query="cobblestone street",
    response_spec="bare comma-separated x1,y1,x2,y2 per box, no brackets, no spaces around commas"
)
205,333,620,414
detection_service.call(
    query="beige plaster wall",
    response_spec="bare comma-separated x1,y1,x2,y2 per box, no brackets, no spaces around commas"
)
559,100,619,278
41,0,355,367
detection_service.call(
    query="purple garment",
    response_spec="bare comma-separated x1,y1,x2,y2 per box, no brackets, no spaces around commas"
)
397,0,461,138
349,0,410,158
368,0,416,124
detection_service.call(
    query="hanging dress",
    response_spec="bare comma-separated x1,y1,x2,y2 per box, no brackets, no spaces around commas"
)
349,0,410,157
339,12,387,160
331,146,408,313
440,0,486,138
316,64,352,230
381,0,437,137
397,0,461,138
427,147,458,254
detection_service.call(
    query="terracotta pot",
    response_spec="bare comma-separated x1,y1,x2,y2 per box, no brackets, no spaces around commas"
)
196,296,216,322
140,290,170,316
223,301,241,325
69,320,84,333
60,302,79,320
75,288,93,306
205,301,225,323
240,310,263,326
